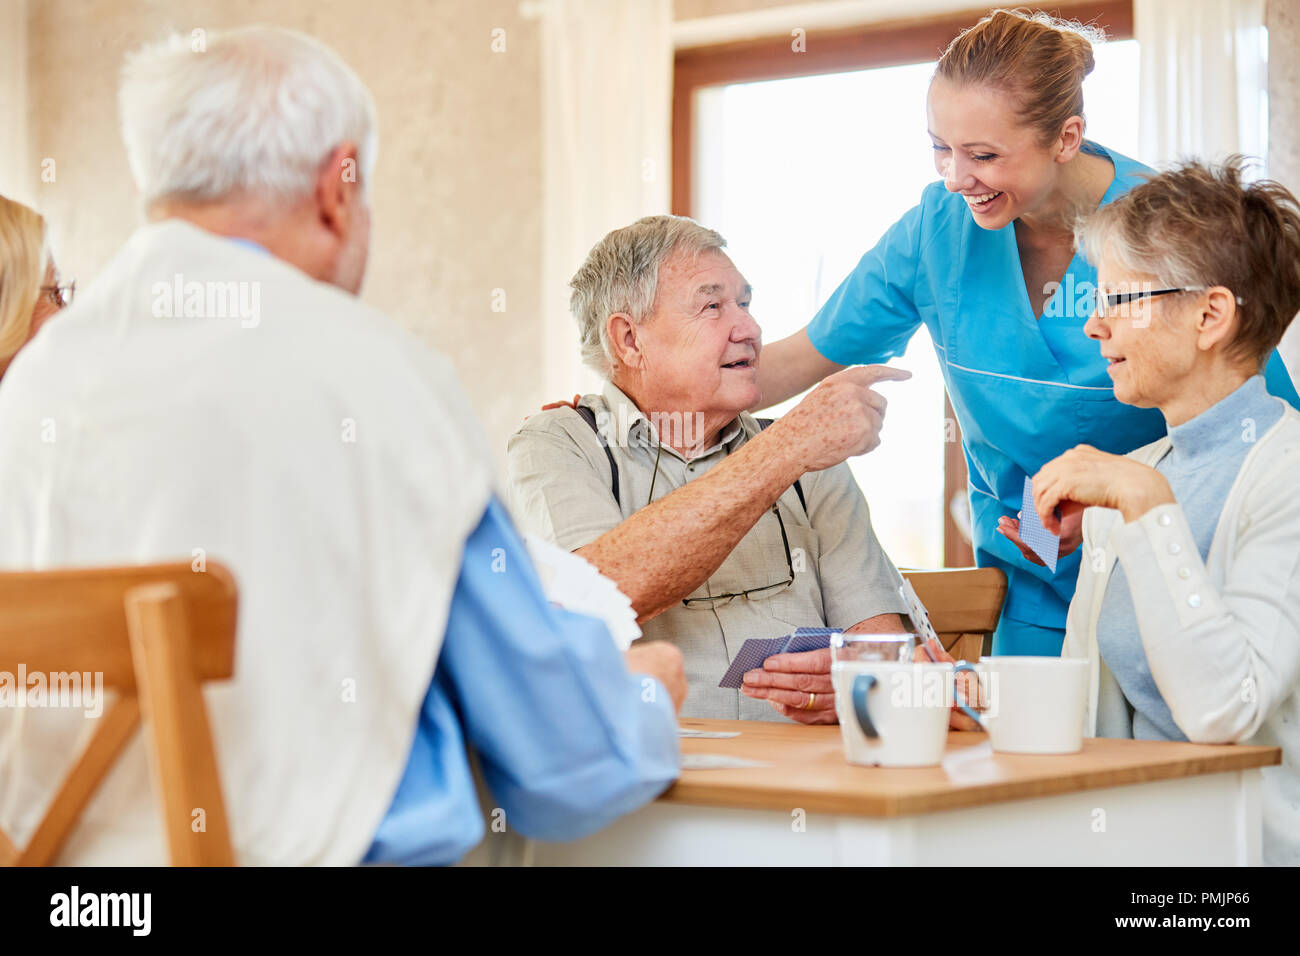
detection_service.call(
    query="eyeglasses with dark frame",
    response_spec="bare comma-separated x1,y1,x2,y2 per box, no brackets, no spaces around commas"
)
1088,284,1244,318
40,280,75,308
681,504,795,609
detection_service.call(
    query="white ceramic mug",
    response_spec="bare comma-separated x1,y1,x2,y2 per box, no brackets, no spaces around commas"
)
832,661,954,767
957,656,1088,754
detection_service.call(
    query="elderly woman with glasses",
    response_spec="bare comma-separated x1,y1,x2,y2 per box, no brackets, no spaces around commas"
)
0,195,72,382
1020,158,1300,866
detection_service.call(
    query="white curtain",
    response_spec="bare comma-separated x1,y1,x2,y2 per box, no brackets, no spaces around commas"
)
0,0,30,204
539,0,673,400
1136,0,1267,168
1136,0,1299,386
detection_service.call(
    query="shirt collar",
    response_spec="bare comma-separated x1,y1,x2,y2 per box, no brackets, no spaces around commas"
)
600,380,744,461
1167,374,1274,466
226,236,271,256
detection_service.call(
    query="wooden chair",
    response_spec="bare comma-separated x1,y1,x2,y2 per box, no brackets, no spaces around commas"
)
0,562,238,866
901,567,1007,662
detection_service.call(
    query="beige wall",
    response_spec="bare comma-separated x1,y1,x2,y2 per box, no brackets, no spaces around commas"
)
24,0,542,466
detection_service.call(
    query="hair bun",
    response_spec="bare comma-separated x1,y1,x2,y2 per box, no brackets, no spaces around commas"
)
1028,12,1102,78
1063,27,1097,78
937,9,1105,143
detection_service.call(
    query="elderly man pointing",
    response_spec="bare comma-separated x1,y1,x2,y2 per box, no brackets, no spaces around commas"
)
509,216,911,722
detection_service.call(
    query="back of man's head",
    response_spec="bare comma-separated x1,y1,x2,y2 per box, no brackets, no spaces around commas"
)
118,27,377,292
120,26,376,209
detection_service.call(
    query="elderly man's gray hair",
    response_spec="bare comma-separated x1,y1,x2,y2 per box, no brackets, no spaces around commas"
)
570,215,727,377
119,26,378,208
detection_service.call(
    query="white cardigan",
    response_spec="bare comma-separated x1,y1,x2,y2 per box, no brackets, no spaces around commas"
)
1062,407,1300,866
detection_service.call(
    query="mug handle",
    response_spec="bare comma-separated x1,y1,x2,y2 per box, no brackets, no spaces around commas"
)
952,661,984,728
851,674,880,739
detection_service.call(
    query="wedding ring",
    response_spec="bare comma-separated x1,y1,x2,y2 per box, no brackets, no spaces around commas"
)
804,692,816,710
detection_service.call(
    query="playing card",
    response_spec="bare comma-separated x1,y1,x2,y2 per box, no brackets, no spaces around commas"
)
1019,475,1060,572
681,754,769,770
717,637,785,688
783,627,840,654
899,579,940,647
677,728,742,738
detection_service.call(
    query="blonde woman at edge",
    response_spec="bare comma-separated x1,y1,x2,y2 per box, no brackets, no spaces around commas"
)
0,196,71,382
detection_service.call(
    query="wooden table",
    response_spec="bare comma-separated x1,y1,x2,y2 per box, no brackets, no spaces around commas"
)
531,719,1281,866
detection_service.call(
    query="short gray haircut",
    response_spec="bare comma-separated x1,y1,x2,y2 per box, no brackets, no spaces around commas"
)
119,26,378,208
570,215,727,377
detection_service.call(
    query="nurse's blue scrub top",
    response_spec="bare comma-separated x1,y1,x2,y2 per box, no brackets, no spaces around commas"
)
807,141,1300,654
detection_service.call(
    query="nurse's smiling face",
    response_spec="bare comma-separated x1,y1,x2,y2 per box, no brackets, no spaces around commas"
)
926,76,1072,231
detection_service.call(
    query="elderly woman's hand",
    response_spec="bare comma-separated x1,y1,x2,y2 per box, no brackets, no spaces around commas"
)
1032,444,1175,529
741,648,838,725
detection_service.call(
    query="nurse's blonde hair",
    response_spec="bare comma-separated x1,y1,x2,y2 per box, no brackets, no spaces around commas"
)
0,195,49,365
935,8,1104,146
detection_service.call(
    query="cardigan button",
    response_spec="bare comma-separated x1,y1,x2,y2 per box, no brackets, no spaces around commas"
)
1187,594,1202,608
1168,542,1182,555
1158,514,1172,527
1178,567,1191,579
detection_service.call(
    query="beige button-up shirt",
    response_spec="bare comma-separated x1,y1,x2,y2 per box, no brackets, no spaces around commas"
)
507,381,908,720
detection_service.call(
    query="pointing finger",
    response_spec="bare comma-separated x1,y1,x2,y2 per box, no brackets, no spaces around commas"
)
852,364,912,387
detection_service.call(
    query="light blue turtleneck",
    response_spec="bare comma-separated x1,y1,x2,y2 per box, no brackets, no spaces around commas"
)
1096,375,1286,741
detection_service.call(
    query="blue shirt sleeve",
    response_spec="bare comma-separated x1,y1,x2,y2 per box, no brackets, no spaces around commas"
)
364,497,679,864
806,197,927,366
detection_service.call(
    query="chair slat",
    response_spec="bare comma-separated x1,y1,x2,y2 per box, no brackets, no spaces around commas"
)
1,561,237,866
901,567,1008,653
0,563,237,688
127,583,234,866
17,696,141,866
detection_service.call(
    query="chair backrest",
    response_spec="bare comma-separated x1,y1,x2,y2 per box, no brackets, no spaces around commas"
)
901,567,1007,662
0,562,238,866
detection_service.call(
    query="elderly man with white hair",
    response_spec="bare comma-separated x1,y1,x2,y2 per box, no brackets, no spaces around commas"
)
0,27,683,865
509,215,912,722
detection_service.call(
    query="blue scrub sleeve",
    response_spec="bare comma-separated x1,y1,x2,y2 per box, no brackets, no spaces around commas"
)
806,200,927,366
1263,351,1300,410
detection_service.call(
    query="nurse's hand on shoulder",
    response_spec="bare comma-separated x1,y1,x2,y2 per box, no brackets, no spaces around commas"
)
1032,445,1175,527
770,364,911,473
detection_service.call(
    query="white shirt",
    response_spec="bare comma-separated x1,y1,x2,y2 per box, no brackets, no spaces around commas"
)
0,220,493,864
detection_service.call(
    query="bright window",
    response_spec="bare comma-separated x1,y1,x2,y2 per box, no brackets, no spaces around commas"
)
694,40,1139,567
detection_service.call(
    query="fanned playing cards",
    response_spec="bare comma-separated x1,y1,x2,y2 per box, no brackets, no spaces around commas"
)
717,627,840,688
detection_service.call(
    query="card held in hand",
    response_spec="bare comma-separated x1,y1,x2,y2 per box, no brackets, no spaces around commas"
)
899,578,940,647
718,628,840,688
1019,475,1060,572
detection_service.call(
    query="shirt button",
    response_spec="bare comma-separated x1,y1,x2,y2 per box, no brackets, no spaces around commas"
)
1168,542,1181,555
1178,567,1191,580
1158,514,1172,527
1187,594,1202,608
